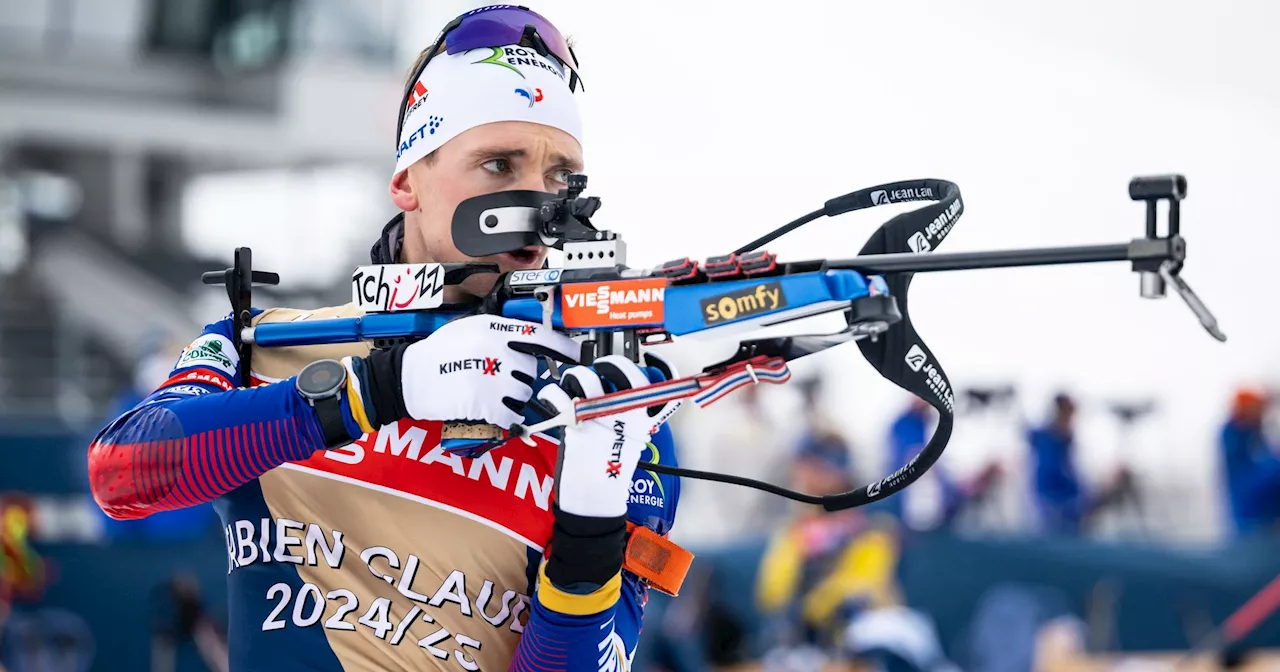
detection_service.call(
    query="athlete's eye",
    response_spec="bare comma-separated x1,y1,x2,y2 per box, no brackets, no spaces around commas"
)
550,168,573,184
482,158,511,174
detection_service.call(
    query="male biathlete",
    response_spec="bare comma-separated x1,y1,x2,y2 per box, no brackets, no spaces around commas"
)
88,6,686,670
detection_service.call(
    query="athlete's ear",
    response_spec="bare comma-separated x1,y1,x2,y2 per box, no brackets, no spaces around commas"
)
390,167,419,213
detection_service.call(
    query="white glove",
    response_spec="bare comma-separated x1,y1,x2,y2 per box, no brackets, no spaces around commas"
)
397,315,581,427
537,354,678,519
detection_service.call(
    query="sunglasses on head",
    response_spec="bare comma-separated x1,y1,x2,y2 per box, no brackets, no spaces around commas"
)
395,5,583,146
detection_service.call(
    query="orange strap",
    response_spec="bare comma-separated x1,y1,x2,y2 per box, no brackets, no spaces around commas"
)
623,523,694,597
542,523,695,598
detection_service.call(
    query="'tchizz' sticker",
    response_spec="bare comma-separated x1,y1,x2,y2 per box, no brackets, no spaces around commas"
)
352,264,445,313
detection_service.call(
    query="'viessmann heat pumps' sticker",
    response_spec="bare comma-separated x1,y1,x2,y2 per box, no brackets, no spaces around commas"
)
560,278,667,328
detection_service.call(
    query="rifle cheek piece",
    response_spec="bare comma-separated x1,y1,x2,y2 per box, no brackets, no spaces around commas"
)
452,189,550,258
450,174,612,260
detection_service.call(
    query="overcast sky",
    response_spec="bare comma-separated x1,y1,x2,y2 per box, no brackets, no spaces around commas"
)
190,1,1280,541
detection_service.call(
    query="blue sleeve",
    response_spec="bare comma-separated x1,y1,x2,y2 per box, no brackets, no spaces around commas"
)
511,426,681,670
87,311,361,519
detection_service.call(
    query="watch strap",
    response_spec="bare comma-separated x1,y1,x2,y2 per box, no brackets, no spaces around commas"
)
314,395,352,448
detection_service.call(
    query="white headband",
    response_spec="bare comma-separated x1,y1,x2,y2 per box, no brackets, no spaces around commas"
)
394,44,584,176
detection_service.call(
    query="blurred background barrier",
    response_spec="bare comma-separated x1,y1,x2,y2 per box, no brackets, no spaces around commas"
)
0,0,404,430
635,534,1280,670
5,0,1280,670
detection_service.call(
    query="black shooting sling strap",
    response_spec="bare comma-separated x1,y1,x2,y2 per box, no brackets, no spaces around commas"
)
640,180,966,512
848,180,961,508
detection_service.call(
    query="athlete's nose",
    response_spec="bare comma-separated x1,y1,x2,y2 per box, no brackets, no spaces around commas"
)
513,166,547,193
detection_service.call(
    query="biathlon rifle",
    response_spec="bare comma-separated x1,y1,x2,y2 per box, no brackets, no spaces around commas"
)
203,173,1224,512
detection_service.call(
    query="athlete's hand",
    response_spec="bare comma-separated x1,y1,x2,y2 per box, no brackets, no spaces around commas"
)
537,354,677,519
345,315,581,431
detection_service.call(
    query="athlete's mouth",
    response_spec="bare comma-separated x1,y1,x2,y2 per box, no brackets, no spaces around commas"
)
497,245,545,269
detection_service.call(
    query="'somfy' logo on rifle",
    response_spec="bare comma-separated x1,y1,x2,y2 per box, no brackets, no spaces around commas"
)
700,282,787,324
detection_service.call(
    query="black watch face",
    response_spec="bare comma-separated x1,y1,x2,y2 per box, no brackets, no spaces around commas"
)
299,360,346,398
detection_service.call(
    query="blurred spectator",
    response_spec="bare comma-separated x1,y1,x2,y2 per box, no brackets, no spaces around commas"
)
754,430,903,666
149,573,227,672
1,608,95,672
1028,393,1086,535
957,584,1082,672
672,382,799,547
889,398,933,477
1027,394,1130,536
1220,387,1280,537
887,398,1001,531
840,606,959,672
762,376,854,522
0,498,47,611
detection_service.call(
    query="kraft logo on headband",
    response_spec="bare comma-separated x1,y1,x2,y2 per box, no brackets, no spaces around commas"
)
397,116,445,160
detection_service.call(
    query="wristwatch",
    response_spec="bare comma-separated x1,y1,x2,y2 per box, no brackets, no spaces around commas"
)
296,359,352,448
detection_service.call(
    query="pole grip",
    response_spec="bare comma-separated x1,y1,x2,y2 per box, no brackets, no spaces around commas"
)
441,422,505,440
439,422,507,458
